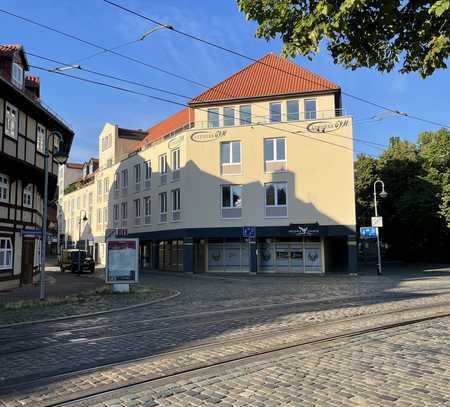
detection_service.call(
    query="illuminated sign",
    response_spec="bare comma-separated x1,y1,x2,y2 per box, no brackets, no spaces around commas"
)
190,130,227,142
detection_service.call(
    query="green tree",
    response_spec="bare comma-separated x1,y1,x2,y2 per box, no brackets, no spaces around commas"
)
237,0,450,77
354,133,449,261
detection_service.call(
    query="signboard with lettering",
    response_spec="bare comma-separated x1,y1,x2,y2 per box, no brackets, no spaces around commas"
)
106,238,139,284
21,228,42,237
190,130,227,143
288,223,320,236
305,119,350,133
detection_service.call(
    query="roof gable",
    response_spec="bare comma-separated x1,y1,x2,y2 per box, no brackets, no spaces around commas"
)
189,53,339,105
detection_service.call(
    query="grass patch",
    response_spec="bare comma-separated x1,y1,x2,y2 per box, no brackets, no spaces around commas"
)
0,285,161,311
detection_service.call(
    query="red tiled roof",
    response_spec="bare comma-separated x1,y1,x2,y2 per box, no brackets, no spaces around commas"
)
138,108,194,148
190,53,339,105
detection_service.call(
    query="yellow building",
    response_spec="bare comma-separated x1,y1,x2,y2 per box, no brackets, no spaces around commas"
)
58,54,356,273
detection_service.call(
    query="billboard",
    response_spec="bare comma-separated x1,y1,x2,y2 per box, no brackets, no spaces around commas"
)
106,238,139,283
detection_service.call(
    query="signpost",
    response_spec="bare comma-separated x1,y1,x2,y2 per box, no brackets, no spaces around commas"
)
106,238,139,293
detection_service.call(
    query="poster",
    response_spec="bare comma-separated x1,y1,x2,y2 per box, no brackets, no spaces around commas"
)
106,238,139,283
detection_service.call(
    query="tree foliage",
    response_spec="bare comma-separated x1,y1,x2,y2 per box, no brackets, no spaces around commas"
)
237,0,450,77
355,129,450,261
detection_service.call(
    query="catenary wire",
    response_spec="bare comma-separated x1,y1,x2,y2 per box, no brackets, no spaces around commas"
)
26,52,387,150
30,64,376,156
102,0,450,131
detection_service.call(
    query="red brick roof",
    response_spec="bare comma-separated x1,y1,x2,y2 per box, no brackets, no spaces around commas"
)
139,108,194,148
190,53,339,105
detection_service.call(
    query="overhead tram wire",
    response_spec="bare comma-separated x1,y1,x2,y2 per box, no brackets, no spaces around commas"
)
30,64,378,156
27,51,387,151
0,7,388,149
103,0,450,131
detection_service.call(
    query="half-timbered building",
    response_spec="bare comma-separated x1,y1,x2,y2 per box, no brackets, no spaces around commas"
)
0,44,73,289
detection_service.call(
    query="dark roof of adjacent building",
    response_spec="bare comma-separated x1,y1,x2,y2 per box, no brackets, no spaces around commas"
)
190,53,340,105
118,127,147,140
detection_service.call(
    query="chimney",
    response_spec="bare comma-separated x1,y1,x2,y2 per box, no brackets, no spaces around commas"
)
25,75,40,99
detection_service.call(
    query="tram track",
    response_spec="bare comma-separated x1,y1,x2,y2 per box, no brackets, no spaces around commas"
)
2,303,449,407
1,300,450,407
0,291,448,356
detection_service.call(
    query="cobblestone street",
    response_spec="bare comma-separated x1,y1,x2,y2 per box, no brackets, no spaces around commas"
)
1,265,450,407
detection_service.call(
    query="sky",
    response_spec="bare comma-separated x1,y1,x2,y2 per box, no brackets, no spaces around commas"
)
0,0,449,162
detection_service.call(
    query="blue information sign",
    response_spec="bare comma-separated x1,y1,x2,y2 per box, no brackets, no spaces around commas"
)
360,227,377,239
242,226,256,239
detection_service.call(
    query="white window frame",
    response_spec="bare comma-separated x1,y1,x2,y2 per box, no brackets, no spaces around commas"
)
172,189,181,212
144,160,152,179
264,138,286,162
12,63,23,88
37,124,45,153
265,182,288,207
134,164,141,184
239,104,252,125
287,100,299,121
171,149,180,171
220,141,241,165
0,174,9,203
144,196,151,216
305,99,317,120
104,178,109,194
269,102,282,122
159,154,168,174
114,173,119,191
23,184,33,208
221,185,242,209
134,198,141,219
5,103,18,139
121,169,128,188
223,106,235,127
0,237,13,269
121,201,128,219
113,203,119,221
103,207,108,225
207,107,220,128
159,192,168,214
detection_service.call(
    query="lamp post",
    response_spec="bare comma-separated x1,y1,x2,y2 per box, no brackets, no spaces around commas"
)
78,210,88,275
373,179,387,276
40,131,68,300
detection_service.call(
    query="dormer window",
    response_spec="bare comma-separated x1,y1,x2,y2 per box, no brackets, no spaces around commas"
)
83,165,88,178
12,63,24,88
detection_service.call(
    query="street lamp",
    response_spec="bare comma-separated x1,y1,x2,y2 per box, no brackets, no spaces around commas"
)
373,179,387,275
40,131,68,300
78,210,88,276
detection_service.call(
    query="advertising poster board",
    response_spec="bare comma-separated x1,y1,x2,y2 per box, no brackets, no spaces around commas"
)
106,238,139,284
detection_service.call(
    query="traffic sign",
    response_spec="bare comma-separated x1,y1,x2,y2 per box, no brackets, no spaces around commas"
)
360,227,377,239
371,216,383,227
242,226,256,239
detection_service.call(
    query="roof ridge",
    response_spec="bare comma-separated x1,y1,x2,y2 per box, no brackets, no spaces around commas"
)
189,53,276,104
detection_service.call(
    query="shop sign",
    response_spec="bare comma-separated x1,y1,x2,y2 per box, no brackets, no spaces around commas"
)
288,223,320,236
168,135,184,149
190,130,227,142
21,228,42,237
306,119,350,133
106,238,139,283
360,226,377,239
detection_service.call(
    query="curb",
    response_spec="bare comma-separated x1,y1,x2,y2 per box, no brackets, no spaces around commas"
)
0,290,181,329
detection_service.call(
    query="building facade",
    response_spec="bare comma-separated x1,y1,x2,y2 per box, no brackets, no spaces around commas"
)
0,44,74,289
58,54,356,274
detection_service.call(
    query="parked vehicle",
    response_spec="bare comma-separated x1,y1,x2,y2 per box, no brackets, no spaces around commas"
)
58,249,95,273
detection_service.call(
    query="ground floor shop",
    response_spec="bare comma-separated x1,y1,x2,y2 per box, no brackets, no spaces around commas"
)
133,225,357,274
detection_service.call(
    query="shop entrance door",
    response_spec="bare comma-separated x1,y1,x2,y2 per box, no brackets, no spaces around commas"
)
289,244,304,272
21,238,35,285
